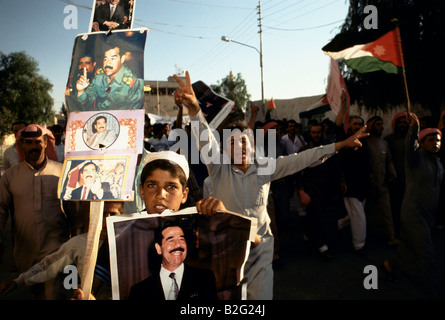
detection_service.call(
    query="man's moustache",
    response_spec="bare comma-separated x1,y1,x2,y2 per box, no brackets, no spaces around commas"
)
170,247,184,254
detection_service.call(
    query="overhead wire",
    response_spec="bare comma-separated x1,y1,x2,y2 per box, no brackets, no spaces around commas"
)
261,0,288,11
166,0,252,10
56,0,345,86
266,0,339,28
263,19,344,32
262,0,304,20
186,7,258,75
262,1,315,26
56,0,341,38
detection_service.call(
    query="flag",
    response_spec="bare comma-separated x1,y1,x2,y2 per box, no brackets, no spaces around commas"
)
322,58,350,132
268,98,276,111
265,98,276,120
322,28,403,74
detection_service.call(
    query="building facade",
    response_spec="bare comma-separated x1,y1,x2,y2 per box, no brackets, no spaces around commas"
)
143,76,189,118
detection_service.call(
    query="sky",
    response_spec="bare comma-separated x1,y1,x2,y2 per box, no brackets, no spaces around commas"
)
0,0,350,113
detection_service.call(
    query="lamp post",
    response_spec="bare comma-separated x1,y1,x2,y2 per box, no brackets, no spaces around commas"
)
221,36,265,109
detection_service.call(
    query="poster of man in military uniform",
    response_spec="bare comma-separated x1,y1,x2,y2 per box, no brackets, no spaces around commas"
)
65,28,147,112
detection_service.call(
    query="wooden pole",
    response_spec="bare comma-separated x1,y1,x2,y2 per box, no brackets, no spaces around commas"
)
393,21,411,114
80,201,104,300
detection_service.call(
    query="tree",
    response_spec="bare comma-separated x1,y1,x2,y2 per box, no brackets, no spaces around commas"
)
211,72,251,122
0,51,54,138
338,0,445,116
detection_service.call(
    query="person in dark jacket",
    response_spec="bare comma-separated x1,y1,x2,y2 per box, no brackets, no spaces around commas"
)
128,221,217,300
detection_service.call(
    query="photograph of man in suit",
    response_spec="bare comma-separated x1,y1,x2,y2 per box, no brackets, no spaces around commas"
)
71,161,115,200
128,221,218,300
94,0,126,31
85,115,118,149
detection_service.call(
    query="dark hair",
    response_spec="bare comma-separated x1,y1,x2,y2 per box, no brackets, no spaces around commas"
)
103,42,124,57
140,159,187,190
92,116,107,133
79,54,95,63
154,220,184,246
310,124,323,132
308,119,319,126
366,115,383,124
152,123,165,138
220,121,253,151
349,115,364,124
80,161,98,175
12,121,28,130
50,124,64,133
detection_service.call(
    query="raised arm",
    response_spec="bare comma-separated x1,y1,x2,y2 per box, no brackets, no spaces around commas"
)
173,71,200,116
173,71,222,168
334,125,369,151
174,100,184,129
405,112,421,166
247,102,259,130
335,90,348,128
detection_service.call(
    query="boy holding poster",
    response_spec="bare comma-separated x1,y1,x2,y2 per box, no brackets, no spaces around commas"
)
74,151,254,300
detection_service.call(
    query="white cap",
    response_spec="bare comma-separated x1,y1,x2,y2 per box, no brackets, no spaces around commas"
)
143,151,189,179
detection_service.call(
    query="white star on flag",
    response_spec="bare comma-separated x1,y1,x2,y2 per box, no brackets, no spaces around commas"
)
373,45,386,57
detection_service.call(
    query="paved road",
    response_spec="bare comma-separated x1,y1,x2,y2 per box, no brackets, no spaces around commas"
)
1,212,444,301
273,213,445,300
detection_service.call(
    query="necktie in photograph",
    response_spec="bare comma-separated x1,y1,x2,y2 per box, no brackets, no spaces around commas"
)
110,5,115,19
168,272,179,300
82,186,88,200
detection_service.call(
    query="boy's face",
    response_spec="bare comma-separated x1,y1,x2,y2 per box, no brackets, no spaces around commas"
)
139,168,189,214
420,134,441,154
100,202,123,240
225,131,253,165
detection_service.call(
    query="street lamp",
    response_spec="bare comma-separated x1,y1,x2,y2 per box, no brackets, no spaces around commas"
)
221,36,265,109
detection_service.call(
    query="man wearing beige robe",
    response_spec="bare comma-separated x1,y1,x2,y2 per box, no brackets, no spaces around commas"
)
0,125,72,299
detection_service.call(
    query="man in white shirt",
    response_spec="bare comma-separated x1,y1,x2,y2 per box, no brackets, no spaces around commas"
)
173,71,369,300
281,119,306,154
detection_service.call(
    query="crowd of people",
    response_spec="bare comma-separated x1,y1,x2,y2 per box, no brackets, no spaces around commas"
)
0,72,443,300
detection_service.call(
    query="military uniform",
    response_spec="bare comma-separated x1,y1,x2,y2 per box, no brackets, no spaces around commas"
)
77,64,144,111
